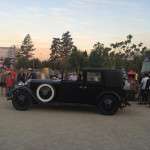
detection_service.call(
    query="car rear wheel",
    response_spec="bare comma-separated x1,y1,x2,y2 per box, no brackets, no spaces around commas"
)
12,89,32,111
97,95,120,115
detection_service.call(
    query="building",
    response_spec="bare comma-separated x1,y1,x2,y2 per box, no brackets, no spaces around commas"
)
0,47,16,66
0,47,10,59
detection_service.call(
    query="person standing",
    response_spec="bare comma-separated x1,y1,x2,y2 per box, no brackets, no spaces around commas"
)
17,68,26,83
26,68,37,81
5,66,16,99
140,73,149,104
0,68,6,97
146,73,150,105
10,67,17,87
5,72,14,98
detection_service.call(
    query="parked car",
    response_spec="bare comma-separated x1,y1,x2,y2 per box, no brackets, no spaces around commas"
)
11,68,127,115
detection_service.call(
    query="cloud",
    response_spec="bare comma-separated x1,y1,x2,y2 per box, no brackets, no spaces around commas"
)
0,11,9,17
69,0,139,8
0,0,149,60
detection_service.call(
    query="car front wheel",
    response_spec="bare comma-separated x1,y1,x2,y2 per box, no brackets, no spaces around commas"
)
97,95,120,115
12,89,32,111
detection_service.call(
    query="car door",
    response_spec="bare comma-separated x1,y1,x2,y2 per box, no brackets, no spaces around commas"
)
83,71,104,104
58,80,85,103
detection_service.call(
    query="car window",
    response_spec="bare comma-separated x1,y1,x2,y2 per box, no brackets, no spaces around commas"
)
87,72,102,82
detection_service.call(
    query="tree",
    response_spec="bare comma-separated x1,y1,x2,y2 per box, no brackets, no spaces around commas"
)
49,38,61,70
49,31,74,79
29,58,42,69
15,57,30,69
89,42,111,68
16,34,36,69
20,34,35,59
50,31,74,71
41,60,50,68
48,33,149,73
60,31,74,71
61,31,74,58
110,34,147,71
82,50,88,68
4,58,11,67
68,47,88,73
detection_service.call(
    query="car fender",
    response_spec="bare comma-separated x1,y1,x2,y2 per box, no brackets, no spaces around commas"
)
97,91,121,103
12,86,37,102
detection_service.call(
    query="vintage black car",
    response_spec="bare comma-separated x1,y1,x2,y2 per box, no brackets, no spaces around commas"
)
11,68,127,115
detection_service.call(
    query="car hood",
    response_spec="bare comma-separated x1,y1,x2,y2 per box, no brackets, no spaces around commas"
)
27,79,62,85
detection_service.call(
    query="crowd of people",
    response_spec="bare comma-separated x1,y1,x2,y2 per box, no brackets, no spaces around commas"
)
123,71,150,105
0,66,37,99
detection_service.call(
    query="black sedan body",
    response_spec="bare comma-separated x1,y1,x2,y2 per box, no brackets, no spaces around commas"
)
11,69,127,115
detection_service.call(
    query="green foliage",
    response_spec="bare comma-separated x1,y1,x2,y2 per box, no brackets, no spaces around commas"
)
49,31,74,71
4,58,11,67
61,31,74,57
29,58,42,69
20,34,35,59
89,42,111,68
15,32,149,73
68,46,88,73
50,38,62,70
49,33,149,73
16,34,36,69
16,57,30,69
41,60,50,68
109,34,147,71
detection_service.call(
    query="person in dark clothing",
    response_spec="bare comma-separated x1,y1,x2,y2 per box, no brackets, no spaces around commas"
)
140,73,149,104
31,71,37,79
0,68,6,96
17,69,26,83
77,73,82,81
26,68,37,81
146,73,150,105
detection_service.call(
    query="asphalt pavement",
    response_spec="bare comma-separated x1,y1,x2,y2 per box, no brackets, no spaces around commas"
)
0,96,150,150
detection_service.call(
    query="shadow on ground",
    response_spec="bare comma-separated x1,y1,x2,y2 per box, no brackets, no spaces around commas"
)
32,103,97,114
30,103,131,116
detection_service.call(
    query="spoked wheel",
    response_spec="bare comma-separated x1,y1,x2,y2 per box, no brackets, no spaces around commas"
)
12,89,32,111
97,95,120,115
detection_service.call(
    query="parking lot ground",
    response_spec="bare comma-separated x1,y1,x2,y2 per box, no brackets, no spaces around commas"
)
0,96,150,150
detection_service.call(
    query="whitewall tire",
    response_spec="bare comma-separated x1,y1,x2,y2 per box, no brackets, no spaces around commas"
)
36,84,55,103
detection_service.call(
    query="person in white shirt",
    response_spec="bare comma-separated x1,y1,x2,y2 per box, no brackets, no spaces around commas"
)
141,75,149,90
69,73,77,81
140,73,149,104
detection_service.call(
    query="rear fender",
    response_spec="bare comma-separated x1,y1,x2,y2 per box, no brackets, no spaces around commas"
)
97,91,122,104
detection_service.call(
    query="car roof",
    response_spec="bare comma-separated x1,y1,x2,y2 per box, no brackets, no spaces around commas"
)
82,68,123,87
